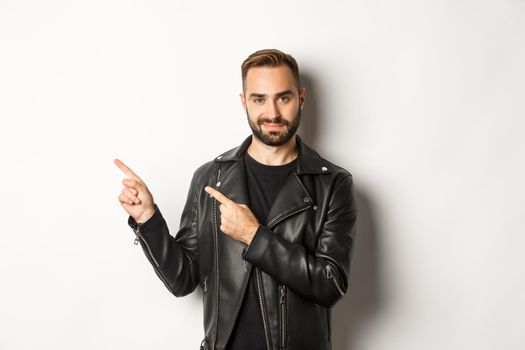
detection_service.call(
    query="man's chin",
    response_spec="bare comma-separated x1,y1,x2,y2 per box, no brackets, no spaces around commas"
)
256,130,294,147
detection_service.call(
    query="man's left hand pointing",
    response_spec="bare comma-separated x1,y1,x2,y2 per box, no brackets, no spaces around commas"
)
204,186,260,245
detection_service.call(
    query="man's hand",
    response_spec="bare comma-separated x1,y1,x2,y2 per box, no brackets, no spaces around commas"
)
114,158,156,224
204,186,260,245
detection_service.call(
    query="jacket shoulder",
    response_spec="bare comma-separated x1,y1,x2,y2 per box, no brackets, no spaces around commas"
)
325,158,353,179
305,142,353,180
190,140,243,182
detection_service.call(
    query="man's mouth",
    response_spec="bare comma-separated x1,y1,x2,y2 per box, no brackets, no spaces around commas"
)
260,119,287,128
263,123,285,130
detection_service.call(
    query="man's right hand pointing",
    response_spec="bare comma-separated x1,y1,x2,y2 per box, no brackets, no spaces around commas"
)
114,158,156,224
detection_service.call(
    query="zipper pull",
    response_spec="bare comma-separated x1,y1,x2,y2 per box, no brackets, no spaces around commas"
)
203,276,208,293
280,285,286,304
133,226,142,245
325,264,333,278
325,264,345,297
242,248,248,272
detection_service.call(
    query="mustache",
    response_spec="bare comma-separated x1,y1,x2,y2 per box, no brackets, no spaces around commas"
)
257,117,289,126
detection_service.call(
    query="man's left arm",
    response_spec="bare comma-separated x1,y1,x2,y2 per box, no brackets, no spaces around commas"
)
243,174,357,308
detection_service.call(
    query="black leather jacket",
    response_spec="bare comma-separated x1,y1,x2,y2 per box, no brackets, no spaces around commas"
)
128,134,357,350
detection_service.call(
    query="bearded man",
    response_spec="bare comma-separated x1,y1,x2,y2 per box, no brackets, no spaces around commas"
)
115,48,357,350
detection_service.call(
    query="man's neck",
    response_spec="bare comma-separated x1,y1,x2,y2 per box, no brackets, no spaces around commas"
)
246,134,298,166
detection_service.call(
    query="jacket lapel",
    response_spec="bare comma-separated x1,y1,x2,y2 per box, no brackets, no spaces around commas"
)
264,174,312,228
215,157,251,206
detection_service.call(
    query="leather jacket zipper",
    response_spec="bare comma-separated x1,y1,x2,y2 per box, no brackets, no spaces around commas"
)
255,268,272,350
212,197,220,349
267,203,312,230
325,264,345,297
279,284,287,349
132,226,176,295
267,175,313,229
132,226,159,268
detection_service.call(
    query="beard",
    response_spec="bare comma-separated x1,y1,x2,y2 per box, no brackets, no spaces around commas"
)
246,107,301,147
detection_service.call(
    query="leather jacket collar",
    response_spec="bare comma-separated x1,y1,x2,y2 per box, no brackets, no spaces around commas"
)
211,134,332,229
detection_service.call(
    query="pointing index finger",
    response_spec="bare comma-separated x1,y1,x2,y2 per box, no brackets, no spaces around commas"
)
114,158,142,181
204,186,233,206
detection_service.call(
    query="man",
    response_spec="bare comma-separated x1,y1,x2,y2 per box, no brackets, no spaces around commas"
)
115,49,357,350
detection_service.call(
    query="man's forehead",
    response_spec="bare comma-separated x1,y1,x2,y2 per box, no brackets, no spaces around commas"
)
244,65,297,94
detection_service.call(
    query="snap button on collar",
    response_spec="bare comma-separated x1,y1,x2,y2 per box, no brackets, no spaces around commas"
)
321,166,328,172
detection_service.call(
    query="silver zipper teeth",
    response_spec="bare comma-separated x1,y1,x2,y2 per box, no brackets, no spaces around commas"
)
133,227,160,268
212,197,220,349
325,265,345,297
256,268,272,350
210,165,221,348
133,226,177,296
280,285,287,349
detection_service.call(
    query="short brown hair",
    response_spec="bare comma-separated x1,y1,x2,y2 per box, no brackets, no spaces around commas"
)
241,49,300,92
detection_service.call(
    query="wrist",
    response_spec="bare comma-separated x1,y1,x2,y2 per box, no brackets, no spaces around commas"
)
244,224,260,245
136,206,156,224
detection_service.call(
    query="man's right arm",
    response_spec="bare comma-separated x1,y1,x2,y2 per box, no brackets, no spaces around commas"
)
128,186,200,298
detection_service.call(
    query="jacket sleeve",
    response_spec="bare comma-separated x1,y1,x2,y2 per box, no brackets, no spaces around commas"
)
128,172,200,297
242,173,357,308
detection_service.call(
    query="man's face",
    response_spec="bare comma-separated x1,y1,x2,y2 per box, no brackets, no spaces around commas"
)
241,65,305,147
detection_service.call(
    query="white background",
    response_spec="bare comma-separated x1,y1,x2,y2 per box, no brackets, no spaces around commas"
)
1,1,524,349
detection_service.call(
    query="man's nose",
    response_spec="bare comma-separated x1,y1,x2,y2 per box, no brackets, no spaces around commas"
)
265,100,280,118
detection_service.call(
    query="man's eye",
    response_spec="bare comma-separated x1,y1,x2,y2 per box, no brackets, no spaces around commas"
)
279,96,290,103
254,98,263,104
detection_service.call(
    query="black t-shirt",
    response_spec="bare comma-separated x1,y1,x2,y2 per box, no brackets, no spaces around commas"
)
225,151,297,350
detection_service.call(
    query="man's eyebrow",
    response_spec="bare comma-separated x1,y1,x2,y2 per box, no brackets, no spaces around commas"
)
249,93,266,99
275,89,294,98
248,90,294,99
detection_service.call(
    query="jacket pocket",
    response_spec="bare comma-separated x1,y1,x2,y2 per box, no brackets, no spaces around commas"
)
279,284,287,349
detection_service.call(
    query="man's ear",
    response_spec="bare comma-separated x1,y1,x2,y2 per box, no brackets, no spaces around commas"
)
299,87,306,110
240,93,246,109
